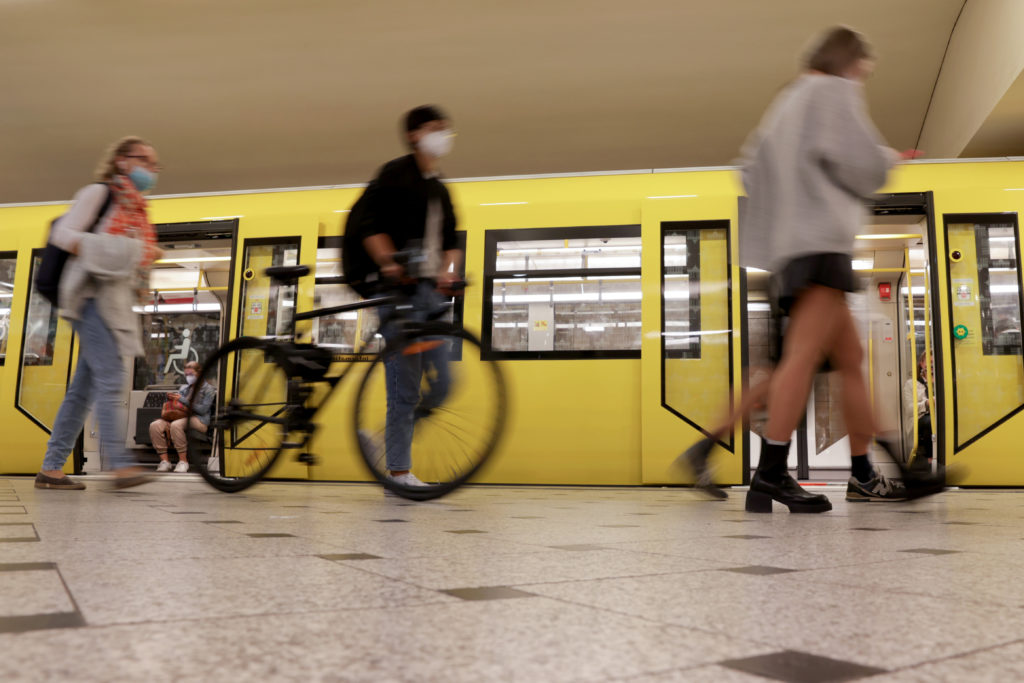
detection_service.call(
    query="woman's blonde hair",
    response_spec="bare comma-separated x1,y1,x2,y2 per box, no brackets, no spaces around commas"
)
184,361,201,372
94,136,150,182
803,26,872,76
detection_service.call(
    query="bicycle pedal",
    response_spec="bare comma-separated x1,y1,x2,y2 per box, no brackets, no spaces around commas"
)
296,452,318,465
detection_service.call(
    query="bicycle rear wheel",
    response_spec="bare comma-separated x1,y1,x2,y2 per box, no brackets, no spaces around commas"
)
354,326,506,501
187,337,290,493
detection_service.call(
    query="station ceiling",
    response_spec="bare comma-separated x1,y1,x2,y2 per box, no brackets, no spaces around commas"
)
2,0,970,203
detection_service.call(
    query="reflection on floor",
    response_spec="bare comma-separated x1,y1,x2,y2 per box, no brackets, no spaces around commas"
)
2,477,1023,681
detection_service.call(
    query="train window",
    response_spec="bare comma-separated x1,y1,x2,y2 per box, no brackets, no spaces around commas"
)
0,253,15,365
132,238,232,389
22,252,58,367
313,233,467,357
237,239,300,339
975,224,1022,356
482,226,642,360
313,236,382,355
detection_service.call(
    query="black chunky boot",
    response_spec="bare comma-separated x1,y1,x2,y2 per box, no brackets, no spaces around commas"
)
746,470,832,513
745,437,831,513
678,437,728,500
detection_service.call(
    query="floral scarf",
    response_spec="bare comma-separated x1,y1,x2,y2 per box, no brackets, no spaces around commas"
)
106,174,159,267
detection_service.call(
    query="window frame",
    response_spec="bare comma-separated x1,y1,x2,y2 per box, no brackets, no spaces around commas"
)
481,225,642,360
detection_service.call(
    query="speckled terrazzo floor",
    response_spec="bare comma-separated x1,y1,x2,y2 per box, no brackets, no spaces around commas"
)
1,476,1023,682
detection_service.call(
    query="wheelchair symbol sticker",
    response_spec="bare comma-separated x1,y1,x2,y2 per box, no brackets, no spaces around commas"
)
164,328,199,376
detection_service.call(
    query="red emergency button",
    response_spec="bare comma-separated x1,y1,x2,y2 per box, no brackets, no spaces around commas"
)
878,282,891,301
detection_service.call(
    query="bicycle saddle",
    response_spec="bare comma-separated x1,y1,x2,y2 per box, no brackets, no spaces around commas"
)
265,265,310,281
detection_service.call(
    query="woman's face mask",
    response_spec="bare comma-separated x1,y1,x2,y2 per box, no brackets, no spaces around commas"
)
185,373,197,385
128,166,157,192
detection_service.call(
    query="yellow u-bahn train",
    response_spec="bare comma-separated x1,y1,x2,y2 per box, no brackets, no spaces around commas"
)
1,159,1023,486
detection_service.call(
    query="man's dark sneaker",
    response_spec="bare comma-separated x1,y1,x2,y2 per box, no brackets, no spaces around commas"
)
35,472,85,490
677,438,727,500
847,472,907,501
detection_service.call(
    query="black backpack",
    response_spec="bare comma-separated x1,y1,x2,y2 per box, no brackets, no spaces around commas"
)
35,184,113,307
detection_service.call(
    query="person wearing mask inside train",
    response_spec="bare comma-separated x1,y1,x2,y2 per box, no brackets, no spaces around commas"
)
342,105,462,492
903,351,932,472
149,360,215,473
732,26,950,512
36,136,162,490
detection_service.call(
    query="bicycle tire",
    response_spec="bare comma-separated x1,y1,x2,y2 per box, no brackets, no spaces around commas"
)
187,336,291,493
353,325,506,501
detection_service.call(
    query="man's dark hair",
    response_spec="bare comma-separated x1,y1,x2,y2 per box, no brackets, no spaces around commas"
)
403,105,448,149
804,26,872,76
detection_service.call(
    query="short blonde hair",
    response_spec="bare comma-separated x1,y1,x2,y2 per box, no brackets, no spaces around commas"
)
94,136,150,182
803,26,872,76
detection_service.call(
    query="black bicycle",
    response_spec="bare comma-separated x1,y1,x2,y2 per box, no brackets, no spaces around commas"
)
186,264,506,500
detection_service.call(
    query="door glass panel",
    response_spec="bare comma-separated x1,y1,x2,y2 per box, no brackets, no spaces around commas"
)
0,254,15,365
661,221,732,449
238,240,299,339
947,217,1024,448
18,251,76,431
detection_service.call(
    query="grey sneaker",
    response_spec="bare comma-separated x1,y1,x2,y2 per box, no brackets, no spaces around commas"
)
846,472,908,501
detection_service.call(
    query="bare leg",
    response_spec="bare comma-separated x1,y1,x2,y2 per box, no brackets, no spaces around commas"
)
764,287,847,442
828,305,873,457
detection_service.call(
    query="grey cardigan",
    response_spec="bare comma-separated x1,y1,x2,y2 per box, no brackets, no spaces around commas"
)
51,183,147,358
738,74,896,271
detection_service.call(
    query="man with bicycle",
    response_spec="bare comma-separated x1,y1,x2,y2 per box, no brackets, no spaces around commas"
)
343,105,463,491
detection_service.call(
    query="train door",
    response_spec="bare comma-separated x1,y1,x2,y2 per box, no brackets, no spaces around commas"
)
108,220,238,470
219,214,320,480
641,194,745,485
938,206,1024,485
738,194,938,481
802,197,937,478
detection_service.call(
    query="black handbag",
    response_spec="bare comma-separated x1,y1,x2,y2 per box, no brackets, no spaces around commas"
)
34,183,112,307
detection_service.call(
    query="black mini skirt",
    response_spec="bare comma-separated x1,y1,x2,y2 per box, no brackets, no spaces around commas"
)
772,252,858,315
768,252,859,368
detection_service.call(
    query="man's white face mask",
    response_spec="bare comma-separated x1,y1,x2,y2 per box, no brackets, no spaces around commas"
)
418,130,454,159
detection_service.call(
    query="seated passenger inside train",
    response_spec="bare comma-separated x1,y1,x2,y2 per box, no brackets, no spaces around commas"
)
148,360,215,472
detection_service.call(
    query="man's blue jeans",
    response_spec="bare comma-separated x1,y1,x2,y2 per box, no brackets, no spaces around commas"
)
41,299,135,472
380,282,453,473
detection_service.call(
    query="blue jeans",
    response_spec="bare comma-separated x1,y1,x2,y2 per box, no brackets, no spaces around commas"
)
41,299,135,472
380,282,453,472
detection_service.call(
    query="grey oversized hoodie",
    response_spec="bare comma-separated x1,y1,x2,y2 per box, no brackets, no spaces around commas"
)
738,73,896,272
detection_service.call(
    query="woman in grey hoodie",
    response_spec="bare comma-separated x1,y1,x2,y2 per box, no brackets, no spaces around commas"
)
36,136,162,490
738,27,944,513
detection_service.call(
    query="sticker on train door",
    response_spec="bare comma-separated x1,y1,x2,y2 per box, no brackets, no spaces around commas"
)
953,279,974,306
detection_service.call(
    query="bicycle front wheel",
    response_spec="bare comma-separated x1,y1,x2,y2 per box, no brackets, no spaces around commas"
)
188,337,291,493
354,327,506,501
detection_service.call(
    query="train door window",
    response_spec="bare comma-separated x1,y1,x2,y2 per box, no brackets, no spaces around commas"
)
133,232,233,389
238,239,300,339
21,253,58,368
16,250,76,431
660,220,732,449
0,253,16,365
946,214,1024,449
482,226,642,360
